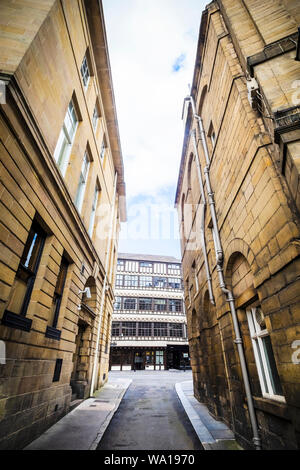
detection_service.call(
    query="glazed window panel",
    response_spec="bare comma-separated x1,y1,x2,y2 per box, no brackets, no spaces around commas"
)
139,261,153,273
80,54,90,88
247,307,284,400
153,277,168,289
139,298,153,311
154,299,167,312
168,278,181,289
115,275,123,287
124,275,138,287
169,323,183,337
121,322,136,336
153,322,168,337
75,151,90,213
117,259,125,271
88,184,100,237
5,221,46,317
114,297,122,310
123,298,137,310
112,322,120,336
92,105,99,130
54,100,78,177
138,322,152,336
139,276,152,288
169,299,182,313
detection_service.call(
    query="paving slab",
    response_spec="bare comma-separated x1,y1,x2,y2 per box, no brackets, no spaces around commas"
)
175,380,243,451
25,377,132,450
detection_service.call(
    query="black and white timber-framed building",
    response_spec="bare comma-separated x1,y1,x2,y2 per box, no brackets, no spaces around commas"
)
110,253,190,371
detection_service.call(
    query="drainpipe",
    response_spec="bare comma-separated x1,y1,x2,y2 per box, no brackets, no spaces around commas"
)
90,172,118,396
186,95,262,450
190,128,215,306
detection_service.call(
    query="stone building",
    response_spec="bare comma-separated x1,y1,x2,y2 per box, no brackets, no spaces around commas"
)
110,253,190,371
0,0,126,449
175,0,300,450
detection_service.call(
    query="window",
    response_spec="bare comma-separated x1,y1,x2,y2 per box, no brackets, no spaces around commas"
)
80,54,90,88
114,297,122,310
124,275,138,288
123,298,137,310
48,256,68,328
139,276,152,288
169,323,183,337
112,322,120,336
153,322,168,337
53,359,63,382
92,105,99,130
4,221,46,319
153,277,168,289
154,299,167,312
169,299,182,313
139,261,153,273
247,307,284,401
168,278,181,289
168,264,180,273
115,275,123,288
140,262,152,268
138,322,152,336
75,151,90,213
117,259,125,271
156,350,164,365
100,138,106,159
121,322,136,336
88,184,100,237
139,298,153,311
54,100,78,177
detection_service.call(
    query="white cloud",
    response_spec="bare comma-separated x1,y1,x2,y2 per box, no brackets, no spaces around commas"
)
102,0,207,255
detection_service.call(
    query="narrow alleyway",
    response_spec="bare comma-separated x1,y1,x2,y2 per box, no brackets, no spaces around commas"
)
97,370,203,450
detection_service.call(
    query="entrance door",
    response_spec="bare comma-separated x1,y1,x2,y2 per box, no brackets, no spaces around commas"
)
145,350,154,370
155,350,164,370
134,351,143,370
70,321,87,399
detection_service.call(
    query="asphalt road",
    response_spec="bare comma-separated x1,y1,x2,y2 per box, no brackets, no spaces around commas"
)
97,370,203,451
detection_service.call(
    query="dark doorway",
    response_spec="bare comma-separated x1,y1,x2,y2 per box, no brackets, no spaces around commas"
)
70,320,87,399
134,351,144,370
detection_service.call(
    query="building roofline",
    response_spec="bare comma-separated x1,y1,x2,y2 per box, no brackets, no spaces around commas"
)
118,253,181,264
84,0,127,222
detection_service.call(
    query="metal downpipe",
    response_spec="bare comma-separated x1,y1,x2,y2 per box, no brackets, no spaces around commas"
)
187,94,262,449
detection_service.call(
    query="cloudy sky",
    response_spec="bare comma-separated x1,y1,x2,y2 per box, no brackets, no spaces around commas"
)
102,0,207,259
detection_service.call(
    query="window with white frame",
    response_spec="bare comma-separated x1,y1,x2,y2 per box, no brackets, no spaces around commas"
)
92,105,99,130
115,275,123,288
247,307,284,401
80,54,90,88
100,138,106,159
114,297,122,310
88,184,100,237
53,100,78,176
75,151,90,213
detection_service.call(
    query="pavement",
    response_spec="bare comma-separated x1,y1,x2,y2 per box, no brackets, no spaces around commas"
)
175,380,243,450
24,371,242,451
25,377,132,450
